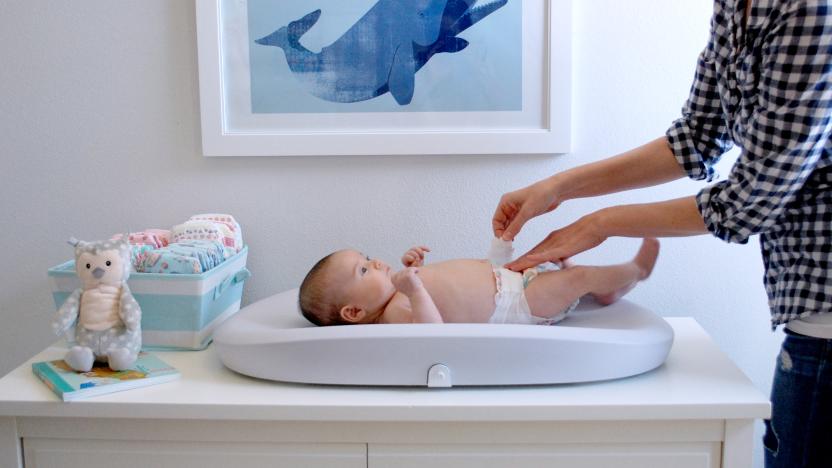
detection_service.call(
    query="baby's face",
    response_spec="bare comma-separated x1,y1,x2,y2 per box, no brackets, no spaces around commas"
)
331,249,396,319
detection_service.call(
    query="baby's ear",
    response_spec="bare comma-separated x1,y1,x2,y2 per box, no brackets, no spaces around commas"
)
339,305,365,323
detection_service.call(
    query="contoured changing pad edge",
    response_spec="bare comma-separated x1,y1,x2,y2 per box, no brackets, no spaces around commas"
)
214,288,674,387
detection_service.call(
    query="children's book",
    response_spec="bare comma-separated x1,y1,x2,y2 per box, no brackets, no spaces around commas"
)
31,352,180,401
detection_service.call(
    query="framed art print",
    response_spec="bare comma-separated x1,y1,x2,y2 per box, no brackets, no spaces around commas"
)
196,0,571,156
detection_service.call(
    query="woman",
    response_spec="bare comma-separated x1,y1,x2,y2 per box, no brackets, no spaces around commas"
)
492,1,831,467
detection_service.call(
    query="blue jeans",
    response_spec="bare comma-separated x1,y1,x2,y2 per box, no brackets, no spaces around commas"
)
764,329,832,468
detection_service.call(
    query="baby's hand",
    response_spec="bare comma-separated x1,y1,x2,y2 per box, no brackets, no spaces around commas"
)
391,267,424,297
401,245,430,267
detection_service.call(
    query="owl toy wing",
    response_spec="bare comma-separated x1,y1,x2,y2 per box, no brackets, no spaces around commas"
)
52,288,82,336
119,284,142,331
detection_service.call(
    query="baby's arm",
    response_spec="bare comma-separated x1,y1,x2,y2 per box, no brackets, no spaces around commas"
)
401,245,430,267
391,267,443,323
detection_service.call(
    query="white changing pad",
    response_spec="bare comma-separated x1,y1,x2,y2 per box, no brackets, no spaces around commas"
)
214,289,674,387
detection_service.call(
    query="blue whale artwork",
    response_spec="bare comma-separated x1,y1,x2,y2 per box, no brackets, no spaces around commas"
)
255,0,509,106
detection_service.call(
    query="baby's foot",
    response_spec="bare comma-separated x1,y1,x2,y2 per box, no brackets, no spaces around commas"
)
593,239,660,306
633,238,660,280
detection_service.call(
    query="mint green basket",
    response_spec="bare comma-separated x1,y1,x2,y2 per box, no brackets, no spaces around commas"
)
48,246,250,350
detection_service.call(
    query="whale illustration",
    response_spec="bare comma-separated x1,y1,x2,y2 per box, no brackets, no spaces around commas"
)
255,0,509,105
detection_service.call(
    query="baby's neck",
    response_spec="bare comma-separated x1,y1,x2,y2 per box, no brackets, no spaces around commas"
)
367,292,397,324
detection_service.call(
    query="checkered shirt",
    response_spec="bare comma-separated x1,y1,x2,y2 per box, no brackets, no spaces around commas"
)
666,0,832,327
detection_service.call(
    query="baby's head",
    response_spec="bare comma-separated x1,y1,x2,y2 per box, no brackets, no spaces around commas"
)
299,249,396,326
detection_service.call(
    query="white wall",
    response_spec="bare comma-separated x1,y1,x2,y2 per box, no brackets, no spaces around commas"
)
0,1,780,466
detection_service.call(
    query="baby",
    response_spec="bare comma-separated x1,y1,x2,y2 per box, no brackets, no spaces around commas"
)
299,238,660,326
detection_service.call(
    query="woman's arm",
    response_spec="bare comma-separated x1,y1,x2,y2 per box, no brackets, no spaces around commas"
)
494,137,688,241
689,2,832,244
506,196,707,271
554,137,688,201
596,196,708,238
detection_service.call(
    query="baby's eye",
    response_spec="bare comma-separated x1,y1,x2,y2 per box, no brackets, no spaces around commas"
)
360,267,368,275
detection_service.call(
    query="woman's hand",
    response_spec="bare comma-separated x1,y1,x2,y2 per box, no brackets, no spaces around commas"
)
492,177,561,241
401,245,430,267
505,211,608,271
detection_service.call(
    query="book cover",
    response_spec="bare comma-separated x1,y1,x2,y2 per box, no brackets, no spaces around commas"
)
31,352,180,401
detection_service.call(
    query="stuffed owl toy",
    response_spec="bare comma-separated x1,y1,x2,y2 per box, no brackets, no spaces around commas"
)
52,237,142,372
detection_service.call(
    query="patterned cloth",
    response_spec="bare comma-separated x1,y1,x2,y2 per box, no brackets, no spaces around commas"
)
111,230,170,249
188,214,243,252
135,240,230,274
666,0,832,327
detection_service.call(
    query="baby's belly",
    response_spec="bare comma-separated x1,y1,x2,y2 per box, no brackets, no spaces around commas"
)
420,259,496,323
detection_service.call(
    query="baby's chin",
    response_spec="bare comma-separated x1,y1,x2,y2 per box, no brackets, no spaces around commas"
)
380,287,398,305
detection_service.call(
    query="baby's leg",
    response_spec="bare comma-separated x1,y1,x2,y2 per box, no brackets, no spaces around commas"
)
525,239,659,318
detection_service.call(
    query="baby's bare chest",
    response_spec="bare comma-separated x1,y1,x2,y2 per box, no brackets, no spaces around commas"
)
419,259,496,322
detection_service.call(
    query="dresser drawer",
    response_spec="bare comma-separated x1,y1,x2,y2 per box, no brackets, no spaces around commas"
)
369,442,721,468
23,438,366,468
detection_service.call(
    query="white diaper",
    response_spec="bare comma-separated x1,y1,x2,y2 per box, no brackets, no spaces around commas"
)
489,264,579,325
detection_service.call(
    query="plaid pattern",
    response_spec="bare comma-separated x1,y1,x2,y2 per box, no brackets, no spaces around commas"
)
666,0,832,327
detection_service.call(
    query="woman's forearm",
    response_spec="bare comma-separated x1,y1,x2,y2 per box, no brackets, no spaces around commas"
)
595,196,708,238
553,136,687,201
504,195,708,271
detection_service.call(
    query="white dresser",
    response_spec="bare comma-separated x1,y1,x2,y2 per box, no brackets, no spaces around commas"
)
0,318,770,468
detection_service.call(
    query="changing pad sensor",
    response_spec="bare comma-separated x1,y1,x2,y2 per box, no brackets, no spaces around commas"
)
215,289,674,387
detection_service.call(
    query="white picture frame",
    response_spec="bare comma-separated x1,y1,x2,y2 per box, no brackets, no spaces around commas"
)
196,0,571,156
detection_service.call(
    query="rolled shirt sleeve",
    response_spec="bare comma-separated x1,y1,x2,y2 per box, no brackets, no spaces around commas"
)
670,2,832,244
666,11,735,182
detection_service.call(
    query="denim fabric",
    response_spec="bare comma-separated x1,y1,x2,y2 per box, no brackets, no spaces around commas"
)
765,329,832,468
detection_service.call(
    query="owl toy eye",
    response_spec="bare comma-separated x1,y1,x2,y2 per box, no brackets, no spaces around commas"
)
86,263,91,269
106,260,111,266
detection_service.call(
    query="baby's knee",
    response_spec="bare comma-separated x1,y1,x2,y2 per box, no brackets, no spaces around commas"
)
524,267,588,312
554,265,592,287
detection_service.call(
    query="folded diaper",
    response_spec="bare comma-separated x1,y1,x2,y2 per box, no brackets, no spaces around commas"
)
129,244,155,267
188,213,243,252
135,240,230,274
171,221,230,250
112,230,171,249
143,229,171,247
137,250,203,274
171,221,217,241
168,240,230,268
109,214,242,274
